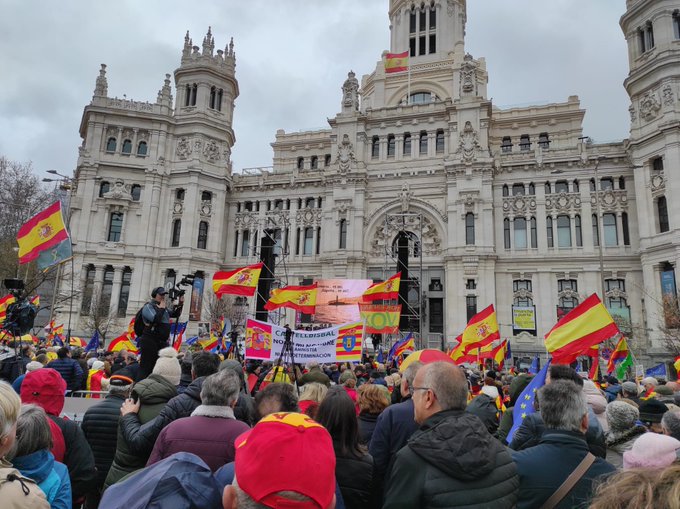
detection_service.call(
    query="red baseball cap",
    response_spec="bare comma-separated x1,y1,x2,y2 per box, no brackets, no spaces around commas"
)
234,412,336,509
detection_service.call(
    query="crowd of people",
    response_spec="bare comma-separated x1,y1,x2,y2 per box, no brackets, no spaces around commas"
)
0,339,679,508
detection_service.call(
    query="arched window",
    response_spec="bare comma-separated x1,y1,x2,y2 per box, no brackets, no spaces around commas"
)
209,86,217,109
618,176,626,190
503,218,511,249
311,156,318,169
419,131,428,154
202,191,212,202
512,183,525,196
435,129,445,153
297,157,304,170
514,217,527,249
81,264,95,314
106,137,117,152
122,139,132,154
303,227,314,255
387,135,396,157
130,184,142,201
674,10,680,39
371,136,380,158
108,212,123,242
403,133,411,156
547,216,554,248
185,84,191,106
590,178,596,192
410,92,437,104
99,181,110,198
528,183,535,195
305,197,315,208
556,215,571,247
339,219,347,249
658,196,669,233
545,182,551,195
603,213,618,246
502,185,509,197
197,221,208,249
530,217,537,248
592,214,600,247
137,141,147,156
216,89,223,111
573,179,580,192
190,84,197,106
117,267,132,317
171,219,181,247
175,188,185,201
575,214,582,247
391,231,421,257
555,181,569,193
465,213,475,245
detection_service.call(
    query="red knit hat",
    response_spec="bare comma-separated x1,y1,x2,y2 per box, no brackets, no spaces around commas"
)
234,412,336,509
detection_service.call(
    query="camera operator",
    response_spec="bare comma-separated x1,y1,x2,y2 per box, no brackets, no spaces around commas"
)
137,286,184,381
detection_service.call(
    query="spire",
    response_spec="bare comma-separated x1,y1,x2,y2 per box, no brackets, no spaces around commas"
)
93,64,108,98
202,26,214,56
182,30,192,59
157,73,173,106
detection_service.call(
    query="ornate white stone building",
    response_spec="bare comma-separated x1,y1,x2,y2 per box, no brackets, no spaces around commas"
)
62,0,680,366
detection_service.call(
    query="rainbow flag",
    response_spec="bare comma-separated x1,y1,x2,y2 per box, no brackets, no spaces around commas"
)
17,201,69,264
213,263,262,297
384,50,409,73
336,323,363,362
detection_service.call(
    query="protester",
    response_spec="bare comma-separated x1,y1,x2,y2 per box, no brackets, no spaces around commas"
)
218,359,256,426
384,362,518,509
300,361,331,387
603,376,620,403
115,353,140,382
661,409,680,440
80,374,133,507
589,463,680,509
466,382,501,434
254,382,299,421
177,351,193,393
0,344,33,383
604,400,647,468
0,381,50,508
622,432,680,470
511,380,615,508
147,369,249,471
620,380,641,405
583,379,609,432
149,347,181,388
496,373,532,444
298,382,328,419
356,383,388,444
222,412,337,509
47,347,83,393
641,376,658,398
20,368,96,505
638,398,669,432
9,404,71,509
85,360,107,397
339,370,358,411
11,360,43,394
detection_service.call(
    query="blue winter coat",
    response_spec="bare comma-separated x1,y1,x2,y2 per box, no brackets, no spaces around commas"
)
511,430,615,509
46,358,83,392
12,449,71,509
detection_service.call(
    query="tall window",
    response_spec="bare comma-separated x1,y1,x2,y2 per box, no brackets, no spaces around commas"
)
547,216,554,248
622,212,630,245
409,4,436,56
618,177,626,190
573,180,580,192
514,217,527,249
339,219,347,249
201,191,212,202
465,213,475,245
117,268,132,317
209,86,217,109
575,214,582,247
176,188,185,201
403,133,411,156
603,213,618,246
558,279,579,313
652,157,664,173
371,136,380,159
528,183,535,195
502,185,509,197
99,181,110,197
197,221,208,249
513,280,533,306
592,214,600,247
674,11,680,39
530,217,537,248
295,228,300,255
419,131,428,154
316,227,321,255
216,89,223,111
466,295,478,322
538,132,550,149
435,130,445,153
106,138,117,152
512,183,525,196
311,156,318,169
501,136,512,153
504,218,511,249
241,230,250,256
81,265,95,314
545,181,551,195
638,22,654,53
108,212,123,242
131,184,142,201
555,181,569,194
137,141,148,156
556,215,571,247
303,227,314,255
297,157,304,170
101,266,114,312
658,196,669,233
171,219,181,247
324,154,331,167
387,135,395,157
519,134,531,151
122,139,132,154
606,279,628,310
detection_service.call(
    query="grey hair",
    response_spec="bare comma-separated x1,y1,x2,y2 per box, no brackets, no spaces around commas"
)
232,478,312,508
108,383,133,397
9,404,52,459
539,380,588,432
662,410,680,438
200,369,240,406
0,381,20,440
421,362,468,411
402,360,423,389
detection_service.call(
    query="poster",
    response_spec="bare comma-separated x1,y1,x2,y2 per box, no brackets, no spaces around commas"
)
359,304,401,334
244,318,363,363
189,276,204,321
314,279,372,324
512,306,536,330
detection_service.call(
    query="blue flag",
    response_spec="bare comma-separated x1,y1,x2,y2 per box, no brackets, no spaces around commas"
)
529,355,540,374
85,330,100,352
185,336,199,346
645,363,667,378
52,335,64,347
377,349,384,363
575,359,583,373
507,360,551,444
388,333,411,361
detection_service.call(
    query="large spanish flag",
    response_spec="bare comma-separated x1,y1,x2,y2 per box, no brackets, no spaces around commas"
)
545,293,620,365
264,283,317,314
362,273,401,302
213,263,263,297
458,305,500,354
385,50,409,73
17,202,69,264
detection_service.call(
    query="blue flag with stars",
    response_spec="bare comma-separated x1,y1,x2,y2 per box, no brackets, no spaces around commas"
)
507,360,551,444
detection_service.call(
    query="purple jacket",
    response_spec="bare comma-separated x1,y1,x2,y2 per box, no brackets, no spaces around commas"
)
146,405,250,471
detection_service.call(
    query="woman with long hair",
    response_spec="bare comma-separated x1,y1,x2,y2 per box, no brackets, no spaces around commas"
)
316,388,375,509
298,382,328,420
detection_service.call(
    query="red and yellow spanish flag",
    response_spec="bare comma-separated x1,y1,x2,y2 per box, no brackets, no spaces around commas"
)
17,202,69,264
109,333,138,354
213,263,263,297
69,336,87,348
488,340,508,369
336,322,363,362
362,273,401,302
674,355,680,374
264,283,317,314
458,305,500,354
545,294,620,365
0,295,16,324
384,50,409,73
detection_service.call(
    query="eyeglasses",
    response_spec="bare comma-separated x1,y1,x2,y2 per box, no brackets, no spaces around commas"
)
411,386,431,394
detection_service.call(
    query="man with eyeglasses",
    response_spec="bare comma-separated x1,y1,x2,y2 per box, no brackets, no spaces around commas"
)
383,362,519,509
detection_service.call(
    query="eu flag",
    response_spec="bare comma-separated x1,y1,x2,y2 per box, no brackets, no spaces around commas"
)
529,355,540,374
507,360,551,444
376,349,384,363
84,330,100,352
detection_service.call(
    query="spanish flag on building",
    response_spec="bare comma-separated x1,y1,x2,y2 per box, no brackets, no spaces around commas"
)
544,293,619,365
384,50,409,73
212,263,263,297
17,201,69,265
264,283,317,314
336,322,363,362
362,272,401,302
457,305,500,354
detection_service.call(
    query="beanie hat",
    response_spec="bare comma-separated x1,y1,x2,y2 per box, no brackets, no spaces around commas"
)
481,384,499,400
621,381,639,395
655,384,674,396
152,347,181,386
92,360,105,371
638,399,669,424
641,377,658,387
623,433,680,470
25,361,43,373
606,400,640,433
87,357,97,368
235,412,335,509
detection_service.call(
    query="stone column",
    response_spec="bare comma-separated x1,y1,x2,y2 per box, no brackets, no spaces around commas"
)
110,267,123,316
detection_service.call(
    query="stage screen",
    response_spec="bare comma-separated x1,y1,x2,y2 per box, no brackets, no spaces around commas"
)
313,279,373,325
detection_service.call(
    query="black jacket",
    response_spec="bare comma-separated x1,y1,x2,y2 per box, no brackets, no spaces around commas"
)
48,415,97,501
511,430,616,509
466,393,499,434
80,393,126,490
357,412,379,445
383,410,519,509
336,451,374,509
119,376,205,457
509,408,607,458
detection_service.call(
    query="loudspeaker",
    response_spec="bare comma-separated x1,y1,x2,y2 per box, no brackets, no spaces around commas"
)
396,231,410,330
255,231,275,321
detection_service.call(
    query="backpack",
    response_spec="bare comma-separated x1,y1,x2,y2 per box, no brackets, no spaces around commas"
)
133,306,146,337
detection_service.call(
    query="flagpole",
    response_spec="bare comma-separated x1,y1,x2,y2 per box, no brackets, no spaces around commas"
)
407,59,411,104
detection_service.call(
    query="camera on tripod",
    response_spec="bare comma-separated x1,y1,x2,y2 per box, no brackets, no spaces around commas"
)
2,278,37,336
168,274,195,300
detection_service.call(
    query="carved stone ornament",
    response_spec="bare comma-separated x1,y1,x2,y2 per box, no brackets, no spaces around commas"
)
370,214,442,257
663,84,674,106
639,92,661,121
591,190,627,211
137,130,149,141
200,199,212,217
94,64,108,97
545,193,582,213
513,288,534,301
173,200,184,215
558,288,581,301
342,71,359,111
628,104,637,122
456,121,480,162
460,54,477,94
106,126,117,136
605,288,628,300
296,208,322,227
266,210,290,228
447,0,456,16
651,173,665,192
399,183,413,213
337,134,355,174
122,128,134,140
203,139,221,162
103,180,132,201
176,137,192,159
234,212,258,229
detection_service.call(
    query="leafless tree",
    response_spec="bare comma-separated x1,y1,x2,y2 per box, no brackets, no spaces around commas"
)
203,292,249,333
659,295,680,356
80,287,121,341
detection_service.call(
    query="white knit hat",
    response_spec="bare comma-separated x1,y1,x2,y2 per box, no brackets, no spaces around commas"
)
26,361,43,373
152,347,181,386
92,360,105,371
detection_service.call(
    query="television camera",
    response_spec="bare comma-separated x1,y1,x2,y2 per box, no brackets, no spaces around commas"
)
2,278,38,336
168,274,195,301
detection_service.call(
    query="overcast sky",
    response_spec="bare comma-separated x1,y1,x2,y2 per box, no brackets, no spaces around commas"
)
0,0,630,179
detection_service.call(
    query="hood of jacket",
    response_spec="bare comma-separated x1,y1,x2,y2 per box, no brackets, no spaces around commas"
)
183,376,206,402
133,373,177,405
20,368,66,416
11,449,54,484
583,381,607,415
408,409,505,480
